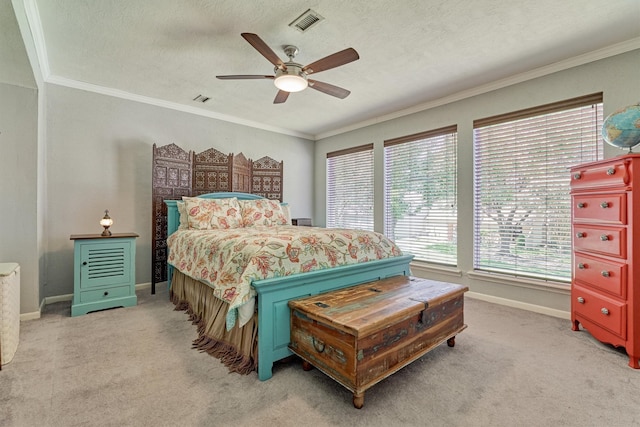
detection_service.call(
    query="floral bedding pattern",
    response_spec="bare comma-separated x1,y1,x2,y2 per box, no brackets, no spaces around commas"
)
167,225,403,327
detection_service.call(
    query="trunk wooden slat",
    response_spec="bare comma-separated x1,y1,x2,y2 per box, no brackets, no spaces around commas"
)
289,276,468,408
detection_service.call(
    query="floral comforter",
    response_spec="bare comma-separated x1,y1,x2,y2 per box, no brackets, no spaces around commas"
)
167,225,403,328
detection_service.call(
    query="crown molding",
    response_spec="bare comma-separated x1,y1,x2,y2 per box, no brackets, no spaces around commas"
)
21,0,639,142
46,75,314,140
23,0,313,140
314,37,640,140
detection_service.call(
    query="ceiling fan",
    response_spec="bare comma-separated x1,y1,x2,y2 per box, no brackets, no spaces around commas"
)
216,33,359,104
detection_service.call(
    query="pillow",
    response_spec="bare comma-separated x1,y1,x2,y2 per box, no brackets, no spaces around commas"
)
281,203,292,225
239,199,289,227
181,196,242,230
177,201,188,230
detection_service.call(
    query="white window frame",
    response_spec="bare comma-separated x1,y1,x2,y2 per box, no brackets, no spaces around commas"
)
383,125,458,265
326,144,374,230
473,93,604,283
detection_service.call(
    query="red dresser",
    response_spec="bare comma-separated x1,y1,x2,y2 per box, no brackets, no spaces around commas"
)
570,154,640,368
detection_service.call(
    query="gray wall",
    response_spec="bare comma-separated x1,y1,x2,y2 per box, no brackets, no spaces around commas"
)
0,82,39,313
314,49,640,315
43,84,314,299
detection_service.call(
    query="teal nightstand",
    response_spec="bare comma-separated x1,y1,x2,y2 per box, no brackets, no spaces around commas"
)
70,233,138,316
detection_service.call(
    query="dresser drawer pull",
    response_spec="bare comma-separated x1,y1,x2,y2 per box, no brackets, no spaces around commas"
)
600,234,609,241
601,270,610,278
573,173,582,180
600,202,609,209
576,232,585,238
104,291,109,296
577,297,585,304
578,263,586,269
601,307,610,316
606,167,615,176
577,202,586,209
312,337,325,353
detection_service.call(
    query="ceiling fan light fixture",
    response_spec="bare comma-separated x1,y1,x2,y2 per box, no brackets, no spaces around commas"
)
274,67,308,92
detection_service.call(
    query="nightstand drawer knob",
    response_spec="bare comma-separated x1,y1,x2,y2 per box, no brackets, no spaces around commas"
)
576,232,585,238
600,202,609,209
578,263,586,269
606,167,615,175
601,307,609,315
577,297,585,304
577,202,586,208
600,234,609,241
104,291,109,296
573,173,582,180
601,270,610,278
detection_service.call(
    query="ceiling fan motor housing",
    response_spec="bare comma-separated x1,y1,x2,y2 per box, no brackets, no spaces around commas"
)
274,63,308,92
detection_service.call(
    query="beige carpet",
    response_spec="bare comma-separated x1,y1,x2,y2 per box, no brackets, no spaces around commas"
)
1,286,639,427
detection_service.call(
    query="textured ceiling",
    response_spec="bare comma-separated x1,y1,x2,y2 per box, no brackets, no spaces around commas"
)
6,0,640,139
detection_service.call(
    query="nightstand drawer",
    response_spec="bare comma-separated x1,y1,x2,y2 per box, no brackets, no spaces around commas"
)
574,252,627,298
572,193,626,224
572,225,626,258
573,284,626,339
79,285,132,303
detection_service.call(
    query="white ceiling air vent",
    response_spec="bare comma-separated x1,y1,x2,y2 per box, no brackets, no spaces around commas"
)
289,9,324,33
193,94,210,103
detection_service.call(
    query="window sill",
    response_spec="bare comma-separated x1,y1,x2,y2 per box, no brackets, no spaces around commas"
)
410,261,463,278
467,270,570,295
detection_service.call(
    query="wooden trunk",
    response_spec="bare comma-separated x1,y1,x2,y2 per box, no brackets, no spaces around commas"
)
289,276,468,408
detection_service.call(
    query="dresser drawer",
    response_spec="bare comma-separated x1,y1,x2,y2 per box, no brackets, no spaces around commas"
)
572,225,626,258
574,252,627,298
570,160,629,190
79,285,132,303
573,284,626,339
572,193,626,224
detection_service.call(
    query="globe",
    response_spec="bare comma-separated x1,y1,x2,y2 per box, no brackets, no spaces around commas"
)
602,103,640,152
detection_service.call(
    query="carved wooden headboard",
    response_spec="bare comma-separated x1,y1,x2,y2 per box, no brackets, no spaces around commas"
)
151,143,283,293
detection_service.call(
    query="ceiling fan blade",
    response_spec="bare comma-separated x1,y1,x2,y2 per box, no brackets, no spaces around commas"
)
302,48,359,75
216,75,274,80
273,90,290,104
308,80,351,99
241,33,286,70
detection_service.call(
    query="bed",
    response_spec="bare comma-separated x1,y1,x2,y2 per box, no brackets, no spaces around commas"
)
165,192,413,380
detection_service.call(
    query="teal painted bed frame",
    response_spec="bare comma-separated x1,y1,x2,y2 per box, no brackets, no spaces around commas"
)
165,192,413,380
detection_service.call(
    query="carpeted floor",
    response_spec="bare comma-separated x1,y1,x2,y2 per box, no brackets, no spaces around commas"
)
1,286,639,427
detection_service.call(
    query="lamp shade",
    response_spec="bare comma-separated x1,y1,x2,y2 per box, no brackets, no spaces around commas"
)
100,210,113,236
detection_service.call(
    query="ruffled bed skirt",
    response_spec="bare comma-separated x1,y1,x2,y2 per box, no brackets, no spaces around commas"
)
170,270,258,374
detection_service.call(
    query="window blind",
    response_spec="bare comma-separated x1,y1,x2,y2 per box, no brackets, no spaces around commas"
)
384,126,457,265
326,144,374,230
473,93,603,282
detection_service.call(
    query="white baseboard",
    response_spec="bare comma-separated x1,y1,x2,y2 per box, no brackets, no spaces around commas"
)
22,283,569,321
20,306,43,321
466,291,571,319
21,282,154,321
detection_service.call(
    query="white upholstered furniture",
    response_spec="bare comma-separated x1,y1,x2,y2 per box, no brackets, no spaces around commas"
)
0,263,20,368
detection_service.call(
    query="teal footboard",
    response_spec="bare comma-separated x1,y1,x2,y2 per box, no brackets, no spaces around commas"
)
252,253,413,381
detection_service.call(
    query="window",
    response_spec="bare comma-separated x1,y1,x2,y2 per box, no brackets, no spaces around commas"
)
384,125,458,265
326,144,374,230
473,93,603,282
